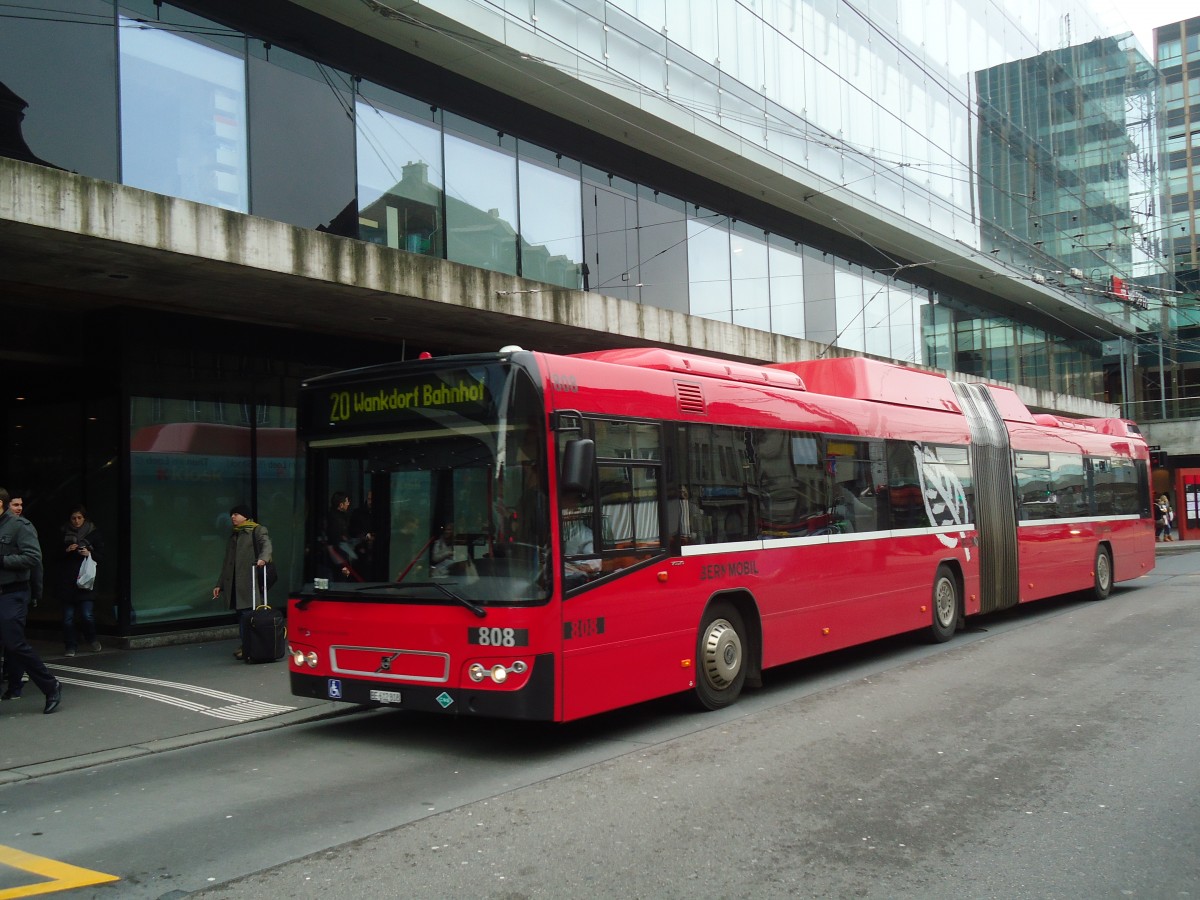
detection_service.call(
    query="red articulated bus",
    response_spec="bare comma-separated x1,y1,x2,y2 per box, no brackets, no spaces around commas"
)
287,346,1155,721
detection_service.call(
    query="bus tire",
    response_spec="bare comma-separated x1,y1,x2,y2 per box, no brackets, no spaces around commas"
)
929,564,960,643
1090,546,1112,601
690,602,747,711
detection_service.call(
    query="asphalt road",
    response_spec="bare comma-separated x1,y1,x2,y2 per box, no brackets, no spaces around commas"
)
190,553,1198,900
2,551,1195,899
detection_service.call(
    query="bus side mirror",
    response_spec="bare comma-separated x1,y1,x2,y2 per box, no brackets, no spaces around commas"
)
560,439,595,494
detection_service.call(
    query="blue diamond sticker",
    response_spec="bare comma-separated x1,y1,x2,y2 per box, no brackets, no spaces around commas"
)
436,691,454,708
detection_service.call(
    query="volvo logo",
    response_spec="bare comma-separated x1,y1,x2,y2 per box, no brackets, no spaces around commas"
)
376,652,401,673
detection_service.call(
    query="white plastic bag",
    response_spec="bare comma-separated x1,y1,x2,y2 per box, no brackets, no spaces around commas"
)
76,555,97,590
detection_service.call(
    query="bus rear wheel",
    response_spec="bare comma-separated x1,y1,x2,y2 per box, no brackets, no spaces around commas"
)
690,603,747,711
1090,546,1112,601
928,565,960,643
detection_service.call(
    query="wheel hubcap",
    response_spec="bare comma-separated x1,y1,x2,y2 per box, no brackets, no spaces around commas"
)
1098,555,1111,590
701,619,742,690
934,578,956,627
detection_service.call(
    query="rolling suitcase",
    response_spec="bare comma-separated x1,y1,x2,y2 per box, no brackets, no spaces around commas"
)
242,563,286,663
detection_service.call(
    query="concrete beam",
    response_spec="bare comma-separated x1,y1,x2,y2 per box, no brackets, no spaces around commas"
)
0,157,1116,418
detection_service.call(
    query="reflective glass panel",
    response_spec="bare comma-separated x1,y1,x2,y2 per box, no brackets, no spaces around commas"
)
445,131,518,275
249,46,356,234
119,16,248,211
687,213,731,321
355,97,444,256
0,0,118,179
518,154,583,288
834,264,865,352
863,272,891,358
583,169,640,301
636,188,689,313
889,282,919,365
768,241,805,339
731,228,770,331
803,247,837,348
130,407,246,623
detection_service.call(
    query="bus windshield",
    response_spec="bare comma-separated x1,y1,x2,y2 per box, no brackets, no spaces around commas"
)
302,360,550,606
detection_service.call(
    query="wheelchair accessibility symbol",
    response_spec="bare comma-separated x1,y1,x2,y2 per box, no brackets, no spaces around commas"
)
327,678,342,700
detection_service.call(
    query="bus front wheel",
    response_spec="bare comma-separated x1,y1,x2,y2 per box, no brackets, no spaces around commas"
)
690,603,747,711
928,565,960,643
1090,546,1112,601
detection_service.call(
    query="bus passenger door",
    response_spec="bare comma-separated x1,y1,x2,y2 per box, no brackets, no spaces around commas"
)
558,420,681,720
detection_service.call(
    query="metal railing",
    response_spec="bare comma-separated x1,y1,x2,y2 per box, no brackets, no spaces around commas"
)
1124,392,1200,423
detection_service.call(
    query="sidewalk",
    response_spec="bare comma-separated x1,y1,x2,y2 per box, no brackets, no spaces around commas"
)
1155,537,1200,554
0,633,352,785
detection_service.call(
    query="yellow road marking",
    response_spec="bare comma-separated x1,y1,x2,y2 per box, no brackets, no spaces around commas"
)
0,845,118,898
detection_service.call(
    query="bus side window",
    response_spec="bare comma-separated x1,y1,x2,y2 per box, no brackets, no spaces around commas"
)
885,440,930,529
756,428,804,537
1015,451,1052,521
1050,452,1085,518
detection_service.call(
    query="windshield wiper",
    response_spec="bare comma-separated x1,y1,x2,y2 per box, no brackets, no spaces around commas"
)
365,580,486,618
430,581,487,618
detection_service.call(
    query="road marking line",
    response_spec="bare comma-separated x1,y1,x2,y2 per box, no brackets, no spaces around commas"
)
48,663,271,704
51,677,296,723
0,844,118,898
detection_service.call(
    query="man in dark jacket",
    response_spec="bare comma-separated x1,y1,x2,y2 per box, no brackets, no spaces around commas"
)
0,488,61,712
1,493,41,698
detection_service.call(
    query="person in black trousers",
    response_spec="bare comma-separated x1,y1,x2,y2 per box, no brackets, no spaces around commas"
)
0,487,61,713
1,493,42,699
60,505,103,656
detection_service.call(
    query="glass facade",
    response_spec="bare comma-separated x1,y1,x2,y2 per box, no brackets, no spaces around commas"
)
0,1,1173,402
1153,16,1200,422
976,36,1163,310
128,399,299,627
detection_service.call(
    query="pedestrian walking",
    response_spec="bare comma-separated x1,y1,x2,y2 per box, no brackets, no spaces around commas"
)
2,493,41,697
1155,494,1175,542
60,505,102,656
0,487,62,712
212,505,273,660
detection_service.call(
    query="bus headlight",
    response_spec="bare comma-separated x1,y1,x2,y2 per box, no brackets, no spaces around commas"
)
292,649,319,668
466,659,529,685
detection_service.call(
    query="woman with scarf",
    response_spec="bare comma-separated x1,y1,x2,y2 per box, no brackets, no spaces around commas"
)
60,504,103,657
213,505,273,660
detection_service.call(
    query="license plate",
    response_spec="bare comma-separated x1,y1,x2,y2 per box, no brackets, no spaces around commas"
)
369,690,402,704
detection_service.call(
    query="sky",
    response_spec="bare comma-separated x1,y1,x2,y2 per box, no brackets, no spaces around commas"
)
1127,1,1200,55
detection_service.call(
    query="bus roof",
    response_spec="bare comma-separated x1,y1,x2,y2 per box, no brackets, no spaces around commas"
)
566,350,1058,422
768,357,963,412
570,348,807,391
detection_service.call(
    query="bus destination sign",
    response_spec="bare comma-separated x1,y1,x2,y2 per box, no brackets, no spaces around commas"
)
313,370,491,429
